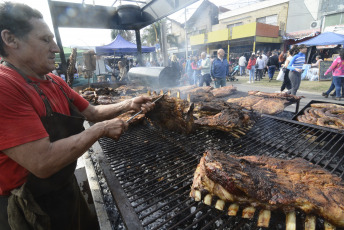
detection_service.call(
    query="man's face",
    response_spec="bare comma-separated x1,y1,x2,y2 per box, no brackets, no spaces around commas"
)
218,49,225,58
300,47,307,54
201,53,206,59
17,18,60,75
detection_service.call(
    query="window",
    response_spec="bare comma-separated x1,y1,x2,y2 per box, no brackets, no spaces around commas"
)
227,22,243,29
227,22,243,36
199,29,206,34
325,12,344,27
256,14,278,26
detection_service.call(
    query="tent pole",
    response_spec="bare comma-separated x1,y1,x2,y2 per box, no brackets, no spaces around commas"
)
135,29,143,66
48,0,68,84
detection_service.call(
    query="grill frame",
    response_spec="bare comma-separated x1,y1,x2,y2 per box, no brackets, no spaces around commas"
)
88,114,344,230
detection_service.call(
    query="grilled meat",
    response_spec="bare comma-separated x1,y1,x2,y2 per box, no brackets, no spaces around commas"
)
146,95,194,134
115,85,148,95
297,104,344,129
252,98,286,114
194,104,252,132
95,87,119,96
211,85,237,97
193,101,229,118
117,111,145,125
227,96,288,115
227,96,263,110
189,92,214,102
248,91,303,102
190,150,344,227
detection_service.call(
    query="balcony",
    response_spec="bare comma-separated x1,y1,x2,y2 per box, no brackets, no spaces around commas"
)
189,22,281,46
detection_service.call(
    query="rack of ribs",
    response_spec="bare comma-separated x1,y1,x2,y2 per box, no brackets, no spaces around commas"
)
145,95,195,134
227,96,288,115
248,91,303,102
211,85,237,97
190,150,344,229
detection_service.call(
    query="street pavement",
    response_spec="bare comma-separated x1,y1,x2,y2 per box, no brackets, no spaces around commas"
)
209,80,344,114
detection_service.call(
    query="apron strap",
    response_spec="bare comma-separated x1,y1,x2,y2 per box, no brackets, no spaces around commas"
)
1,61,54,116
47,76,85,119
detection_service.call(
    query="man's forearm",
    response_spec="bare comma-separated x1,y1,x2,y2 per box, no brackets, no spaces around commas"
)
4,122,107,178
85,99,132,122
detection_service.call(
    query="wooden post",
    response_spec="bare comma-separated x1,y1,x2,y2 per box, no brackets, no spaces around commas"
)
135,29,143,66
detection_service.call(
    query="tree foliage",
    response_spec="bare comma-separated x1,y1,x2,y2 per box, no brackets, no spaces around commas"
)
111,30,134,42
142,22,161,46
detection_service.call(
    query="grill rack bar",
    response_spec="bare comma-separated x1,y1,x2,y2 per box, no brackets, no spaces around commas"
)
91,115,344,230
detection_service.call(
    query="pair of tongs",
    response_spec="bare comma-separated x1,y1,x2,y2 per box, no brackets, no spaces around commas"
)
126,93,166,123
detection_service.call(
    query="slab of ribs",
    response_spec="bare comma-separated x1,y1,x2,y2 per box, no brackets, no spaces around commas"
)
227,96,287,115
190,150,344,229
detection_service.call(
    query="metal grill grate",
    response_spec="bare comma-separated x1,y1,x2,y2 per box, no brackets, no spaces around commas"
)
92,115,344,230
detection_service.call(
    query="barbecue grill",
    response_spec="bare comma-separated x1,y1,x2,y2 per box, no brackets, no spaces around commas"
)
87,114,344,230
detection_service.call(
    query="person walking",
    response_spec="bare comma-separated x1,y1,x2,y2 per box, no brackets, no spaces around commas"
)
287,44,307,95
211,49,229,88
238,54,247,76
279,49,295,92
246,53,256,83
191,56,199,86
0,3,154,230
322,48,344,101
267,51,279,82
256,54,265,81
262,51,268,77
198,52,211,86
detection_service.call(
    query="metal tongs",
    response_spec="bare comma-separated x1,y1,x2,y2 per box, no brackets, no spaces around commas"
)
126,92,166,123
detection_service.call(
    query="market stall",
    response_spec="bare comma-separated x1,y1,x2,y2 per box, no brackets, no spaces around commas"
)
297,32,344,81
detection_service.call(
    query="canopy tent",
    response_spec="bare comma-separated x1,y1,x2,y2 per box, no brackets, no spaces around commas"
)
95,35,155,56
296,32,344,46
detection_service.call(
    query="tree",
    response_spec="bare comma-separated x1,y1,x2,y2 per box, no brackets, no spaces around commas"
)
111,29,134,42
142,21,161,47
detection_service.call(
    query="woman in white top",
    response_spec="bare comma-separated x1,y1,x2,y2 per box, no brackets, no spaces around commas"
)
280,49,294,92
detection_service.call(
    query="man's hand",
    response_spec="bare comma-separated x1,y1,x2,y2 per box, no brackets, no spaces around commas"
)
102,118,128,140
129,96,155,113
295,68,302,73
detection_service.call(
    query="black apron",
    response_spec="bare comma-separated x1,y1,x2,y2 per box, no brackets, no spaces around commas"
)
0,62,97,230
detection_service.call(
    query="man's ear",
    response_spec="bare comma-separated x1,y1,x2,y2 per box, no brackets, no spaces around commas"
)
1,29,18,49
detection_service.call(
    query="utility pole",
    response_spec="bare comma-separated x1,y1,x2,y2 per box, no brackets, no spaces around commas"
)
160,20,169,67
184,8,188,59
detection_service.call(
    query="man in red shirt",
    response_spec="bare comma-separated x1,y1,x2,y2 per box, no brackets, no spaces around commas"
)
0,2,154,230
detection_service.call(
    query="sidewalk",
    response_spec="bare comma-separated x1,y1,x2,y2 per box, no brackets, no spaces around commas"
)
211,80,344,114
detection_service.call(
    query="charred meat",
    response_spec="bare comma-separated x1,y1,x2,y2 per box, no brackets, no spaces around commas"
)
227,96,289,115
248,91,303,102
190,150,344,227
145,95,194,134
194,103,253,132
211,85,237,97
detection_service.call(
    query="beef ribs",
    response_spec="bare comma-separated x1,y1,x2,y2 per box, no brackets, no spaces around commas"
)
194,105,253,132
145,95,194,134
248,91,303,102
211,85,237,97
252,98,286,114
190,150,344,227
227,96,288,115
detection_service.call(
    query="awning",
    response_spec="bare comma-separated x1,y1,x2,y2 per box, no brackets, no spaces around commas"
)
296,32,344,46
283,29,320,40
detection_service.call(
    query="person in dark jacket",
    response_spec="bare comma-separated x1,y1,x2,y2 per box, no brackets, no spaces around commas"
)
211,49,229,88
267,51,279,81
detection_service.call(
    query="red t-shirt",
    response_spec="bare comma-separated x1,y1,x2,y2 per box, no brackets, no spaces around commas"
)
0,65,89,195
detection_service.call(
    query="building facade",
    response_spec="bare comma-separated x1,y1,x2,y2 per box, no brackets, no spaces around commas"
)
189,0,289,59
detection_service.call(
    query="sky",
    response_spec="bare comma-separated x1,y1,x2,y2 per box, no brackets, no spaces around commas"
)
3,0,259,48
